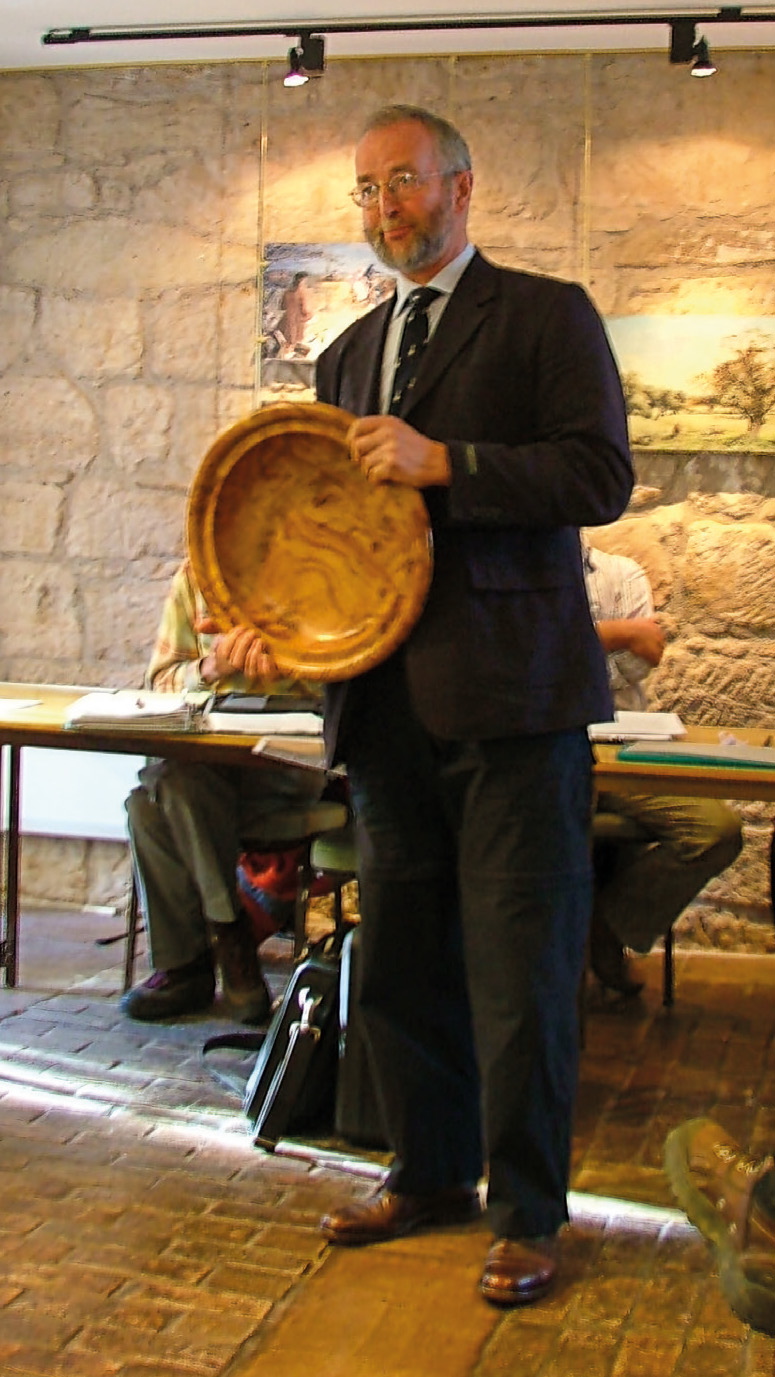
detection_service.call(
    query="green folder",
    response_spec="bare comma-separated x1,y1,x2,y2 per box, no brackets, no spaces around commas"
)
617,740,775,769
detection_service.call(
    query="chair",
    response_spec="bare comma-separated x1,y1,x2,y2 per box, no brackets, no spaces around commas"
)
591,810,675,1006
122,797,350,991
296,820,358,949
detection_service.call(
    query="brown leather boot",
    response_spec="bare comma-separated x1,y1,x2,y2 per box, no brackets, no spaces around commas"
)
207,911,272,1024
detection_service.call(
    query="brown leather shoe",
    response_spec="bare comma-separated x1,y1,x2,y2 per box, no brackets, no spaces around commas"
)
664,1117,775,1334
480,1235,558,1307
320,1184,482,1246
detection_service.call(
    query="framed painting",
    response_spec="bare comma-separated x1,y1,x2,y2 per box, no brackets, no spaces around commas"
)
258,242,395,403
607,315,775,451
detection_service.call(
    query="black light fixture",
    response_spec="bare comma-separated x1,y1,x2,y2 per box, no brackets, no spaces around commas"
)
42,10,766,76
42,11,775,54
283,32,325,88
669,17,718,74
283,48,307,87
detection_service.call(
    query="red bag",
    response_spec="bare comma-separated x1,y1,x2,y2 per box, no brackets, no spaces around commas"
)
237,846,336,947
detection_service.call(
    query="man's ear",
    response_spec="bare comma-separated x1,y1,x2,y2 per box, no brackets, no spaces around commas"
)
454,169,473,211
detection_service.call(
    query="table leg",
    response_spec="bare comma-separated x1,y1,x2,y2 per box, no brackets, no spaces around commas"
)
0,744,21,987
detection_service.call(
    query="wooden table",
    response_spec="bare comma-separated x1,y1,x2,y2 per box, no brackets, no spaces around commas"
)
3,682,774,989
0,681,319,986
593,724,775,803
594,724,775,1004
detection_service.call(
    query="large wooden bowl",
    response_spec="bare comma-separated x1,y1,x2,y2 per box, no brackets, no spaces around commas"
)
186,401,433,681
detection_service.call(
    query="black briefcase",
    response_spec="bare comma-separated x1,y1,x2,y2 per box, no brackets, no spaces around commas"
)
243,945,341,1150
334,927,389,1150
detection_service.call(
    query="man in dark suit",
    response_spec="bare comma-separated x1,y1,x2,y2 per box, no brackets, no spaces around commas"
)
315,104,634,1306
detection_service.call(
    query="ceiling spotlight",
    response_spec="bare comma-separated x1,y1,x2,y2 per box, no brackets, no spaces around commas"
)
284,48,308,87
691,36,717,77
283,31,325,88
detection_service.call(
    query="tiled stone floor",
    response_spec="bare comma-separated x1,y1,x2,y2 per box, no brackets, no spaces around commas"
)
0,905,774,1375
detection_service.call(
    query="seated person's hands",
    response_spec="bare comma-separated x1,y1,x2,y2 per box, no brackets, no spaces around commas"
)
622,617,665,666
596,615,665,667
195,618,283,684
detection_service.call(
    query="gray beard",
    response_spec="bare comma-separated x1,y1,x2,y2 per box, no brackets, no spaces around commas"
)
368,195,454,275
366,221,446,269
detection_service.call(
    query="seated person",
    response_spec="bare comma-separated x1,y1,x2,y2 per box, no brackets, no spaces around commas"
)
121,558,324,1024
585,542,743,995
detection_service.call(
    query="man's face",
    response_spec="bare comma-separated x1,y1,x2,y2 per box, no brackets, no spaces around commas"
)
354,119,471,283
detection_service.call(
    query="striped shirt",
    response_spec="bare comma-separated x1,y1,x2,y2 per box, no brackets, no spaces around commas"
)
583,544,654,712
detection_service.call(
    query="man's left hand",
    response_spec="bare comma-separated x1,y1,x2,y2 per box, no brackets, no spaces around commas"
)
348,415,451,488
195,619,282,683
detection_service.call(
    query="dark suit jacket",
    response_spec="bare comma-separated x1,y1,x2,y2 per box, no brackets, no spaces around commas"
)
315,251,633,761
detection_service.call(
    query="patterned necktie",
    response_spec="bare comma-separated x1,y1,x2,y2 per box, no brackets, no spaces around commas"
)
389,286,441,414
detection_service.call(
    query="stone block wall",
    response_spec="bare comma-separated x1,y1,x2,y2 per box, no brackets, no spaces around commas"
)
1,50,775,943
593,453,775,953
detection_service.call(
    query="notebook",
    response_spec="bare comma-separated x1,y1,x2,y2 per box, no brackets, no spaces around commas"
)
206,712,323,736
204,693,323,736
617,739,775,770
588,711,685,742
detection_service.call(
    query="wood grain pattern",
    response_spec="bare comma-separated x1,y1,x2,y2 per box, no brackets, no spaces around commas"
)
186,401,433,680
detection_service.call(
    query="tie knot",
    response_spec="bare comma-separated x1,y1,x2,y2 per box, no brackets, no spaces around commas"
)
405,286,441,318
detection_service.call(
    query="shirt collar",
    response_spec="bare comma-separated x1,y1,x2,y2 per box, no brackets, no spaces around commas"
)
392,242,476,317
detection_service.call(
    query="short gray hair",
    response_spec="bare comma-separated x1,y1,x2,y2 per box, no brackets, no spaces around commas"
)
358,105,472,174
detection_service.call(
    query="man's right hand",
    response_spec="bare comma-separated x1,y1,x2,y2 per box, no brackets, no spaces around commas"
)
596,616,665,666
347,414,452,488
620,617,665,666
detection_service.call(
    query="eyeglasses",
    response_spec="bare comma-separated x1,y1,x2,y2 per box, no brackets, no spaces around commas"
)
349,170,451,209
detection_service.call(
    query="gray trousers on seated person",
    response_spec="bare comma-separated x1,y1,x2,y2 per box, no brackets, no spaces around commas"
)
126,758,324,973
594,790,743,952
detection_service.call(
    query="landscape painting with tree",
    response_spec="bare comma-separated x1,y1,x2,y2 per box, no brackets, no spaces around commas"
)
607,316,775,451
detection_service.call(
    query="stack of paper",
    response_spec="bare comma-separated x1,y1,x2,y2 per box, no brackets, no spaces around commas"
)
64,690,196,731
206,711,323,736
587,711,686,743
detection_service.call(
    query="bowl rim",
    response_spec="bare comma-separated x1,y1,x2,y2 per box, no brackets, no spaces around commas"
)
186,400,434,681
